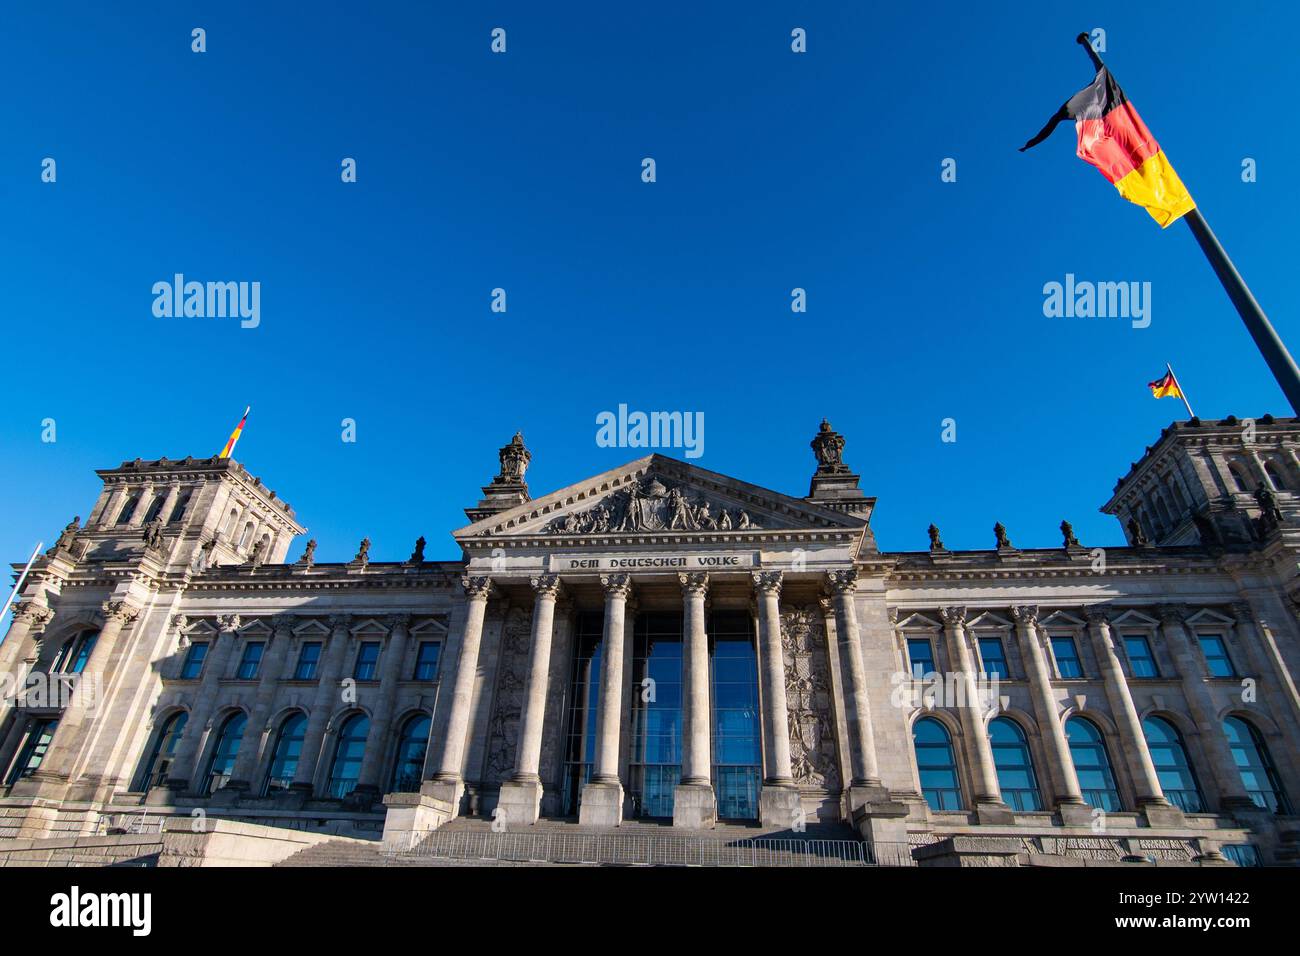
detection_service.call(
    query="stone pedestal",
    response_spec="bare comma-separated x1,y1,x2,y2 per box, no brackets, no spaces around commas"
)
1139,799,1186,829
381,792,453,850
496,778,544,827
578,781,624,827
672,784,717,829
759,785,803,830
1056,800,1096,827
423,777,465,817
975,800,1017,826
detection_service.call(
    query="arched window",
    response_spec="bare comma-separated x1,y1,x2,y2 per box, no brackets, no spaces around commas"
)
221,508,239,537
1154,494,1172,532
389,714,431,794
116,495,139,525
1228,461,1254,493
203,712,247,795
989,717,1042,811
139,712,188,791
168,492,191,524
142,494,166,525
1066,717,1122,811
1223,717,1291,813
913,717,962,811
237,522,255,550
1142,716,1204,812
1265,460,1288,492
327,714,370,799
262,712,307,795
1165,475,1187,510
52,630,99,674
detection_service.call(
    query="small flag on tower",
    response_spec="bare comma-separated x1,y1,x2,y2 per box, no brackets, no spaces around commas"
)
1147,365,1194,418
218,406,251,459
1020,57,1195,227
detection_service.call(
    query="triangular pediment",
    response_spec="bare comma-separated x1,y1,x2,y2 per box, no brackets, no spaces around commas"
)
454,455,865,542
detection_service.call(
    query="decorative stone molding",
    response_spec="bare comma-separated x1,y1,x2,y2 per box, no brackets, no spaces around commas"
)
1157,604,1188,625
101,600,141,625
546,475,764,535
779,607,840,790
751,570,783,596
216,614,242,633
1082,605,1113,625
484,606,531,784
678,571,710,596
461,575,494,600
268,614,296,635
385,613,412,630
326,614,351,630
938,606,967,627
1010,605,1039,626
824,568,857,595
529,573,562,597
599,572,633,597
11,602,54,629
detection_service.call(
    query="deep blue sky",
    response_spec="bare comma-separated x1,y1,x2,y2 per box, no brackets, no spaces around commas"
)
3,2,1298,607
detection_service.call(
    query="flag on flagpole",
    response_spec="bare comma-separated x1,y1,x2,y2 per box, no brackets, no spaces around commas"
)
218,406,251,459
1020,63,1195,227
1147,365,1194,418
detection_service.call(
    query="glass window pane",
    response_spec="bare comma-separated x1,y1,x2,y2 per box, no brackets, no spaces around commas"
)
913,718,963,811
180,642,209,679
1051,637,1083,678
1066,717,1121,811
907,639,935,679
1122,634,1159,678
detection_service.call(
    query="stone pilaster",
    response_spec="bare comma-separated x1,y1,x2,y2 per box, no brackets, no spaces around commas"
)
674,571,716,828
580,573,632,826
754,571,801,827
226,615,297,793
165,614,242,793
292,614,353,793
353,614,413,798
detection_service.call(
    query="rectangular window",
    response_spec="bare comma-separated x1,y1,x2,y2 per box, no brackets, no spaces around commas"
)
1198,635,1236,677
5,718,59,785
977,637,1009,679
1122,634,1160,678
180,642,209,680
294,642,322,680
67,633,99,674
1050,637,1083,679
236,642,265,680
906,638,936,679
413,641,441,681
354,641,381,681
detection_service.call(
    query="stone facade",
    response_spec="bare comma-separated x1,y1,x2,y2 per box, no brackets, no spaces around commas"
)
2,420,1299,865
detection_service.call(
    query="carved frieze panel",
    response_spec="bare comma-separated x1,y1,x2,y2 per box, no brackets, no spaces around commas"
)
544,475,767,534
780,606,840,791
483,607,532,784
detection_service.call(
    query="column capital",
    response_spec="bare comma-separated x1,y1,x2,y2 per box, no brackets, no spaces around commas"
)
1010,604,1039,626
817,595,835,617
600,572,633,598
1228,602,1256,624
529,573,562,598
1082,604,1114,626
216,613,242,633
11,601,54,629
1157,604,1188,626
461,575,494,600
678,571,710,596
751,570,783,596
171,613,189,634
268,614,297,635
101,600,141,626
825,568,858,595
326,613,351,631
938,605,967,628
385,613,413,630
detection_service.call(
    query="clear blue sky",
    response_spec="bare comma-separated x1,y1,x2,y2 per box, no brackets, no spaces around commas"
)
3,2,1297,603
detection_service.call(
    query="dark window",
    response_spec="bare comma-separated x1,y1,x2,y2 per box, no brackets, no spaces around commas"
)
328,714,370,798
1198,635,1236,678
989,717,1042,811
5,718,59,785
203,712,247,795
1223,716,1291,813
907,638,935,679
1123,634,1160,678
294,642,322,680
389,714,431,794
139,712,188,791
1066,717,1121,812
353,641,381,681
629,612,683,818
180,642,209,680
913,717,962,811
1142,716,1204,812
167,492,191,524
1051,637,1083,679
413,642,441,681
236,642,265,680
1221,844,1260,867
262,712,307,795
710,611,760,821
116,496,139,525
978,637,1009,679
560,612,604,816
53,631,99,674
142,494,166,525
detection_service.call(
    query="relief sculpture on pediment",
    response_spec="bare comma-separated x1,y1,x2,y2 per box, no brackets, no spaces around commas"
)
545,476,763,534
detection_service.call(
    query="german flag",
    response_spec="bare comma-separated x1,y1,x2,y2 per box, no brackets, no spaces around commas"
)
218,406,250,459
1148,370,1183,400
1021,65,1195,227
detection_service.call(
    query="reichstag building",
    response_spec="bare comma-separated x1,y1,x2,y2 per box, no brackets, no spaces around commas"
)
2,418,1298,866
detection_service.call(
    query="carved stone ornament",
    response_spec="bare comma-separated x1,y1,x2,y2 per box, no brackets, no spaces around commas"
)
407,536,426,565
1127,518,1150,546
600,572,633,597
545,475,763,535
825,568,857,595
46,516,80,555
12,602,54,629
1061,520,1081,549
939,606,967,627
994,522,1013,549
485,607,532,783
101,600,141,625
142,516,166,553
461,575,493,599
297,539,317,567
927,523,945,550
780,607,841,791
530,573,562,597
1010,605,1039,626
495,432,532,485
678,571,710,596
810,419,849,475
217,614,242,633
751,570,783,596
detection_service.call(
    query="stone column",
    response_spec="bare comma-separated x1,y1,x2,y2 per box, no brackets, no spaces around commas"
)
580,573,632,826
1158,605,1255,811
226,615,296,793
674,571,716,828
826,571,881,791
754,572,801,827
34,601,140,785
156,483,181,526
1230,602,1300,739
427,576,493,812
1083,606,1179,824
97,483,128,528
165,614,243,793
1010,606,1085,819
353,614,413,798
0,602,55,743
292,614,354,793
939,606,1012,823
498,575,562,825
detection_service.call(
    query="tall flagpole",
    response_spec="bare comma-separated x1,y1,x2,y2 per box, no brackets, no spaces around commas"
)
0,541,44,630
1166,362,1195,419
1073,33,1300,415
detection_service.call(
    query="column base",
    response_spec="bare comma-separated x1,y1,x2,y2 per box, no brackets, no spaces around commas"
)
1055,799,1095,827
578,781,624,827
422,776,465,818
974,799,1016,826
496,778,544,827
672,783,717,829
382,792,454,850
759,785,804,830
1138,798,1186,828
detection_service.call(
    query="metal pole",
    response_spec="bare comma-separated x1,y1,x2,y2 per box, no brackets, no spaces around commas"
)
1182,207,1300,414
0,541,44,629
1167,363,1196,419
